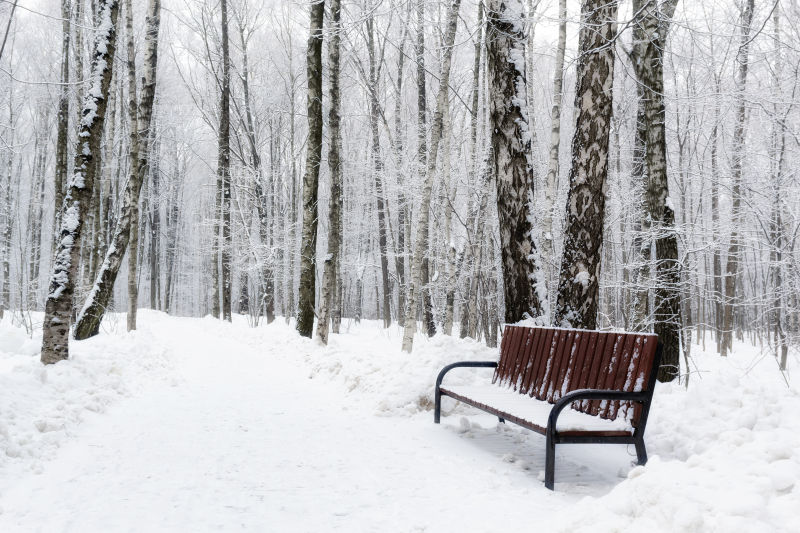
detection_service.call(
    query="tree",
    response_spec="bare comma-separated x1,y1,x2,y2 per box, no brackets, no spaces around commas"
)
553,0,619,329
486,0,547,324
41,0,121,364
219,0,232,322
720,0,755,357
401,0,461,353
296,0,325,338
629,0,681,381
317,0,342,346
73,0,161,339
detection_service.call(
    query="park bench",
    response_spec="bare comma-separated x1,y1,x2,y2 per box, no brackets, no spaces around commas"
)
434,325,662,490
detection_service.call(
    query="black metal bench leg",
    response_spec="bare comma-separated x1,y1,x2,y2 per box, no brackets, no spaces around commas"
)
634,438,648,465
545,432,556,490
434,388,442,424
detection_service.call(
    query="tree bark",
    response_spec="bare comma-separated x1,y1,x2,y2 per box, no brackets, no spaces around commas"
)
74,0,161,339
41,0,121,363
720,0,755,357
317,0,342,346
553,0,619,329
486,0,547,324
296,0,325,338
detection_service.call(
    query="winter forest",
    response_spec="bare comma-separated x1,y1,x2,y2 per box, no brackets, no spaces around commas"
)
1,0,800,530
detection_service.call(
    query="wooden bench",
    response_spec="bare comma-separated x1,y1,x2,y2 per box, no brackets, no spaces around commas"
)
434,326,661,490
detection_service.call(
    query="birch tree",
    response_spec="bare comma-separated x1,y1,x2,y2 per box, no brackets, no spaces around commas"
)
41,0,121,364
317,0,342,346
296,0,325,338
401,0,461,353
553,0,619,329
486,0,547,324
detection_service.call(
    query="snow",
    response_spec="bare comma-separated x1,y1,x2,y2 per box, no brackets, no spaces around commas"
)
0,312,798,531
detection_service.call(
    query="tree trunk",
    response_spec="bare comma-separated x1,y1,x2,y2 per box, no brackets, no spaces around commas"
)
53,0,72,249
41,0,121,364
630,0,681,382
317,0,342,346
486,0,547,324
553,0,619,330
401,0,461,352
74,0,161,339
720,0,755,357
541,0,566,277
219,0,232,321
296,0,325,338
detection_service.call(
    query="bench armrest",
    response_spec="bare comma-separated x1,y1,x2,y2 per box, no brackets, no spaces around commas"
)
435,361,498,390
547,389,649,435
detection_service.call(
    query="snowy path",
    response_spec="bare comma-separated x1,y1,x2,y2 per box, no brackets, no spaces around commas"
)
0,316,638,532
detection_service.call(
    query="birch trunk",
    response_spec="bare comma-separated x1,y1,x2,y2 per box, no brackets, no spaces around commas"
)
553,0,618,329
401,0,461,352
487,0,547,324
296,0,325,338
541,0,566,272
54,0,72,247
41,0,121,364
219,0,232,321
317,0,342,346
74,0,161,339
630,0,681,381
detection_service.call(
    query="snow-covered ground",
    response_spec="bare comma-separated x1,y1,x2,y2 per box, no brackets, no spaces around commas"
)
0,311,798,532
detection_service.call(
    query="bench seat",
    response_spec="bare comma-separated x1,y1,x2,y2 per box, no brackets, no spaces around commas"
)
439,384,633,435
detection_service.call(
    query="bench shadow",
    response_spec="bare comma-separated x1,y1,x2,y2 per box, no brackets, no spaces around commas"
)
440,410,638,497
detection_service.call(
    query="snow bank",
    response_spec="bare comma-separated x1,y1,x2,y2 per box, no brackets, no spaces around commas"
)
561,345,800,532
295,321,498,416
0,313,174,490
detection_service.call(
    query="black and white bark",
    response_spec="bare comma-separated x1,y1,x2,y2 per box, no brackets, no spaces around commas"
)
553,0,619,329
317,0,341,346
296,0,325,338
629,0,681,381
41,0,121,364
73,0,161,340
486,0,547,324
219,0,232,322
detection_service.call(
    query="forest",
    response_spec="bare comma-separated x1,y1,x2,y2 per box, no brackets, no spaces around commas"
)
0,0,799,529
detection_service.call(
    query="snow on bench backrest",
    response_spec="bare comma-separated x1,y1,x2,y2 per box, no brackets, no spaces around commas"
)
491,326,659,427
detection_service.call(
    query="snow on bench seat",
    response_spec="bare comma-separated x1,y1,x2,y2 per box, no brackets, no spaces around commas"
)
439,384,633,434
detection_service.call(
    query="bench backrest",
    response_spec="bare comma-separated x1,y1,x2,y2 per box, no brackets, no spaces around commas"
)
492,326,659,427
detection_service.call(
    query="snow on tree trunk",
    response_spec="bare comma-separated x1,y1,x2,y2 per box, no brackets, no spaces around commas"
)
41,0,121,364
296,0,325,338
720,0,755,357
53,0,71,248
317,0,342,346
401,0,461,353
73,0,161,340
486,0,547,324
553,0,618,330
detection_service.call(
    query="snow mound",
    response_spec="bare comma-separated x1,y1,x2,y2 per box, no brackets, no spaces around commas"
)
0,313,174,490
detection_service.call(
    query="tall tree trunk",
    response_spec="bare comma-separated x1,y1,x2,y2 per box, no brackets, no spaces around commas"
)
54,0,72,247
366,14,392,329
74,0,161,339
720,0,754,357
486,0,547,324
541,0,566,277
41,0,121,364
401,0,461,352
553,0,619,329
296,0,325,338
393,9,410,327
630,0,681,382
317,0,342,346
410,0,436,338
219,0,232,321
